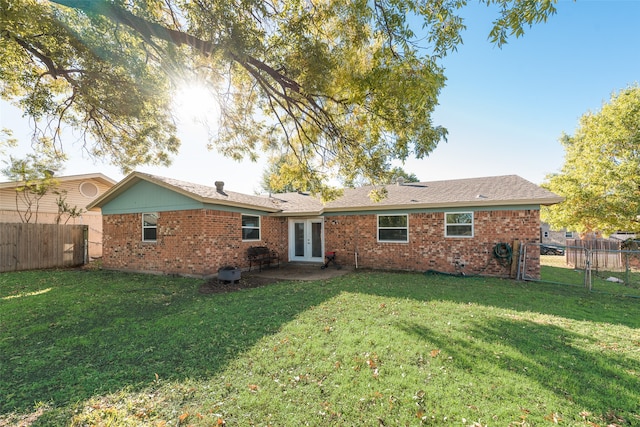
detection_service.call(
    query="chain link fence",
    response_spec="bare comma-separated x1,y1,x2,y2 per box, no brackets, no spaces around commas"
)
519,240,640,297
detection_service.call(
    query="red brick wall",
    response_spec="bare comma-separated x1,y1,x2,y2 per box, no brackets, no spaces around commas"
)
102,209,287,277
102,207,540,278
324,209,541,277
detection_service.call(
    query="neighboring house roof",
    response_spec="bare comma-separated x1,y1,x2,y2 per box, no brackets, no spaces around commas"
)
0,172,117,214
0,172,116,189
89,172,563,215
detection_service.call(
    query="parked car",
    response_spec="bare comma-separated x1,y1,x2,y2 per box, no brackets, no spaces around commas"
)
540,245,564,256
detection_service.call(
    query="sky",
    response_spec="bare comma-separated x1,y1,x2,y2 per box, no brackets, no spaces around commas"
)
1,0,639,195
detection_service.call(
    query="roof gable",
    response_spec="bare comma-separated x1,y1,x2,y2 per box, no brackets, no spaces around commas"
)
88,172,281,213
99,179,204,214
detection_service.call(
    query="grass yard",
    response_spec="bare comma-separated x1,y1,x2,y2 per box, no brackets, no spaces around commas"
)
1,268,639,426
540,255,640,297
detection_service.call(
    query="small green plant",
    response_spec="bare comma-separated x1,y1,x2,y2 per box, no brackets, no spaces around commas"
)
53,190,84,224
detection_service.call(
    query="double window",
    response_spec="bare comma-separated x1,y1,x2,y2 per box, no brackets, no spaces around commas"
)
242,214,260,241
378,214,408,242
445,212,473,237
142,213,158,242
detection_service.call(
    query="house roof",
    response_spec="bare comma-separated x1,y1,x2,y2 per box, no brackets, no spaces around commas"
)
87,172,282,212
319,174,563,213
89,172,563,214
0,172,116,189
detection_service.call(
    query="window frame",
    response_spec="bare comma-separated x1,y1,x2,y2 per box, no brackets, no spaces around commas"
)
241,214,261,242
445,212,474,238
142,212,158,242
377,214,409,243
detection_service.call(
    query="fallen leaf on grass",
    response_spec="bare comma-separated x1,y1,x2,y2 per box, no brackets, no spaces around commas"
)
544,412,562,423
430,349,441,358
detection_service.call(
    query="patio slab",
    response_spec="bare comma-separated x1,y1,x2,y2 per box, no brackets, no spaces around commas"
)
246,262,352,281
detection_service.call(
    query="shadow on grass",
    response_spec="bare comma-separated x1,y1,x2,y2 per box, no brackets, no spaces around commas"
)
398,317,640,423
0,269,342,415
350,271,640,328
2,268,639,423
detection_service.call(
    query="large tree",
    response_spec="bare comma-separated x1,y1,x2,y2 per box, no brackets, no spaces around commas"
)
542,85,640,236
1,0,558,198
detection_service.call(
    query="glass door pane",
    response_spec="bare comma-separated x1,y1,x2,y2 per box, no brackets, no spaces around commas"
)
294,222,305,257
311,222,322,258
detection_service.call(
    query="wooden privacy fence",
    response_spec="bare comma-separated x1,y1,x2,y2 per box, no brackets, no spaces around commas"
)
0,223,87,272
566,238,621,270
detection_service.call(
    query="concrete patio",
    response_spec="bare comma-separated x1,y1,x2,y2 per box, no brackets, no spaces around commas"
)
246,262,352,281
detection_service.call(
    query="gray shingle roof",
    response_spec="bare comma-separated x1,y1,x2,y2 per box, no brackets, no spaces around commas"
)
319,175,563,212
144,173,280,211
89,172,562,213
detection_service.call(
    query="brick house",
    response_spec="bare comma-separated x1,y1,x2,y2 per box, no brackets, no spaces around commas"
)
88,172,563,278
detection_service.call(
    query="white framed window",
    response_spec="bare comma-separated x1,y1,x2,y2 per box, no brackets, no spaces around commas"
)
142,213,158,242
445,212,473,237
242,214,260,241
378,214,408,242
565,231,574,238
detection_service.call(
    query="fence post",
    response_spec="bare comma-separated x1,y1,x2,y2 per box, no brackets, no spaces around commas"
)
83,225,89,265
584,248,592,291
625,252,630,287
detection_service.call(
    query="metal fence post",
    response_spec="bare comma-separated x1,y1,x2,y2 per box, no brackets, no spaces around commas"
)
584,248,592,291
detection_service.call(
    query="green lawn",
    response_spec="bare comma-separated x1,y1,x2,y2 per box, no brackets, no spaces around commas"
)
1,269,639,426
540,255,640,297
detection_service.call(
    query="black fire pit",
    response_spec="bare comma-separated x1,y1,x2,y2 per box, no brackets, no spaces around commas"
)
218,266,241,283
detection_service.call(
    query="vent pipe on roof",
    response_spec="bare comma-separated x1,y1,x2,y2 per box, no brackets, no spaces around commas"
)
215,181,224,193
397,177,405,186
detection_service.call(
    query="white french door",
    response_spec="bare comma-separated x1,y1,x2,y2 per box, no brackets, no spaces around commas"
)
289,218,324,262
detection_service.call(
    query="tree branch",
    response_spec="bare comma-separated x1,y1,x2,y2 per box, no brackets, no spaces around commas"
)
48,0,343,151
